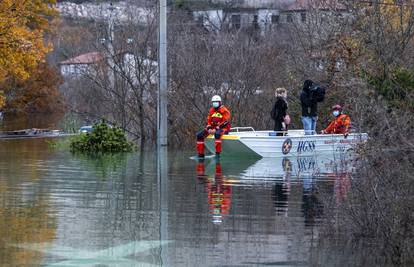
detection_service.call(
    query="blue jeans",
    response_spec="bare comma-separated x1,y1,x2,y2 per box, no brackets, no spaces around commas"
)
301,116,317,135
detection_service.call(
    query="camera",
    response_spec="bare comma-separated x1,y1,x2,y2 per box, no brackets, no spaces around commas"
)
310,84,320,91
310,83,326,102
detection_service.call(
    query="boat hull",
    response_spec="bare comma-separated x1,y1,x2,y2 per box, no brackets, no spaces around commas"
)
205,130,367,158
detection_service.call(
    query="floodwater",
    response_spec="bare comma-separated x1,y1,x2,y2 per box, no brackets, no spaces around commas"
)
0,138,352,267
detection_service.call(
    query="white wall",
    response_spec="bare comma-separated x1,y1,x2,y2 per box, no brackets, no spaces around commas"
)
193,10,225,31
212,0,295,8
60,64,90,77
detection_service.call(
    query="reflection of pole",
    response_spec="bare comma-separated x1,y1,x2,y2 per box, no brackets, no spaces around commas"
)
157,146,168,265
158,0,168,146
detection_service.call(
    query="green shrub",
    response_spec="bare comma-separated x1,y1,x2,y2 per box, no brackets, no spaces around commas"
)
362,67,414,110
70,122,134,153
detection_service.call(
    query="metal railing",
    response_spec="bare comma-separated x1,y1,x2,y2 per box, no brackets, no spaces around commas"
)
230,127,255,132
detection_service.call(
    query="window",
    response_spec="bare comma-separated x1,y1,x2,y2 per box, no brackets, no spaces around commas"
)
231,14,241,29
287,14,293,23
196,15,204,27
253,15,258,28
253,15,258,23
271,14,279,24
301,13,306,22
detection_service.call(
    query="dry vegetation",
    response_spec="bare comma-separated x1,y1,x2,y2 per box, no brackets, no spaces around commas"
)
55,2,413,264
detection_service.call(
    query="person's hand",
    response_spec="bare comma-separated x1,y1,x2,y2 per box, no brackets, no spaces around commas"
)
320,130,325,134
344,132,349,138
208,129,215,135
282,122,286,130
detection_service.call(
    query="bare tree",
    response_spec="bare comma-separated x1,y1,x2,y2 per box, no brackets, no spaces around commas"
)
310,2,414,265
60,5,158,148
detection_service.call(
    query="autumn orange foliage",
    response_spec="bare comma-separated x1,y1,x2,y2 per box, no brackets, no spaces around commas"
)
0,91,5,110
0,1,64,113
0,0,57,82
1,63,64,113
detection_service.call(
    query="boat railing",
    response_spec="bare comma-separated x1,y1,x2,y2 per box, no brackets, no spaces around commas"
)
230,127,255,132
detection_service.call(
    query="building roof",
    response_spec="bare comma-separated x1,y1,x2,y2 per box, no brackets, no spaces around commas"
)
60,51,158,67
283,0,345,12
60,52,104,65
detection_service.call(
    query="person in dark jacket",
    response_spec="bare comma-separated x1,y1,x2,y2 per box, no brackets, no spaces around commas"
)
300,80,318,135
271,88,288,136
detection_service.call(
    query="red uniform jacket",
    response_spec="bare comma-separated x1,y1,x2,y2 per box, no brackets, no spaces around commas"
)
207,106,231,132
324,114,351,134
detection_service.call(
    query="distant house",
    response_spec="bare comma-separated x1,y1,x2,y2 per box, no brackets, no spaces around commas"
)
191,0,347,32
59,51,158,84
60,52,103,77
280,0,347,24
193,8,280,32
211,0,292,9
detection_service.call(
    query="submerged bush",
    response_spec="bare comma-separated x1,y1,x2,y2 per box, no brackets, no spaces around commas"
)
70,122,134,153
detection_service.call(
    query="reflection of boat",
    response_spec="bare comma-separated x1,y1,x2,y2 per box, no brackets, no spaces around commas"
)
241,153,353,180
0,128,69,140
196,155,352,225
201,152,354,182
205,128,368,158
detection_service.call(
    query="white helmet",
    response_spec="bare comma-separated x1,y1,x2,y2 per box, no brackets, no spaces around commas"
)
211,95,221,102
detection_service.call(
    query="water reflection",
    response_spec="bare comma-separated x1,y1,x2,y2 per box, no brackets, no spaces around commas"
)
197,153,353,229
302,178,323,226
157,146,169,266
192,154,344,265
0,137,357,266
0,139,57,267
333,171,351,203
272,177,290,216
0,195,56,267
196,160,232,224
71,152,129,178
241,153,353,180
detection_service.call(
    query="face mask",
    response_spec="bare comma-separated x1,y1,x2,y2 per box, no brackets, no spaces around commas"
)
333,111,340,117
212,102,220,108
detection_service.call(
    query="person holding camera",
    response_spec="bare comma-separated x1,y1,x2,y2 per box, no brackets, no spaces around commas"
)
271,88,289,136
300,80,324,135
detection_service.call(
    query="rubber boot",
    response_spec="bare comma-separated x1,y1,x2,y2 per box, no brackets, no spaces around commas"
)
215,139,222,158
197,141,204,158
215,140,222,153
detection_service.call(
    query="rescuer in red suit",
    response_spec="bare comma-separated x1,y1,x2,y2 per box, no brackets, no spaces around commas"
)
196,95,231,158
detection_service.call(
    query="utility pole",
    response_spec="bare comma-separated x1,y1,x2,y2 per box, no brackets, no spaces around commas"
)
105,2,116,114
107,5,115,94
158,0,168,146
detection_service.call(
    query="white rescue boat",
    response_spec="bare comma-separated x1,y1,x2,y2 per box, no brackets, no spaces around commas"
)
205,127,368,158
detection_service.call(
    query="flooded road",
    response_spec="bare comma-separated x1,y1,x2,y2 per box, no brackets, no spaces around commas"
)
0,138,350,266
